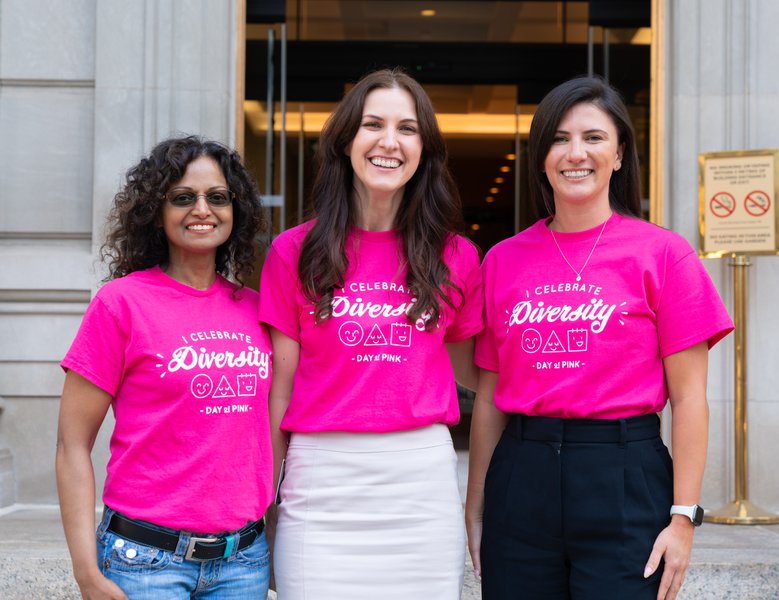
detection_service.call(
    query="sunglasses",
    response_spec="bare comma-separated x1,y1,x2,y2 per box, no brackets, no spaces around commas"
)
165,188,234,208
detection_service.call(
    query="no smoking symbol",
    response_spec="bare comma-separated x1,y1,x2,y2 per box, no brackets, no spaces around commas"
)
744,190,770,216
710,192,736,218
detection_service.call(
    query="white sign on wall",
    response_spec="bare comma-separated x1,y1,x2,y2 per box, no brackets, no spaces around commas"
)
699,149,779,256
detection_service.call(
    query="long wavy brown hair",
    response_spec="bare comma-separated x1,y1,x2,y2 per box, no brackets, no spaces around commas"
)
101,135,265,287
299,68,464,327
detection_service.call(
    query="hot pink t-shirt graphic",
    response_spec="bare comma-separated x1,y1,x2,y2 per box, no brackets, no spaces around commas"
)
259,223,484,432
475,213,734,418
62,266,274,532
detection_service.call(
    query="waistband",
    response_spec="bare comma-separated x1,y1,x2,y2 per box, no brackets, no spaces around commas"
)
288,423,452,452
105,509,264,561
507,413,660,446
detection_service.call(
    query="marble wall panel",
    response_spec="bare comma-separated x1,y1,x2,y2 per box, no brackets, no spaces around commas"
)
0,86,94,234
0,314,86,362
0,397,112,503
748,401,779,513
0,241,94,290
0,0,96,81
667,0,779,512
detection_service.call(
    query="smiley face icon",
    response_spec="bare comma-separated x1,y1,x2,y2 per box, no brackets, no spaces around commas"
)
190,374,214,399
521,328,542,354
390,323,412,347
338,321,364,346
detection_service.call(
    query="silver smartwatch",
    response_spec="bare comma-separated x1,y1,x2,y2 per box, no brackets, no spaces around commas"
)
670,504,704,526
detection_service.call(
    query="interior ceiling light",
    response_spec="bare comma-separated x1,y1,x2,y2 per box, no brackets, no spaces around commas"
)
420,9,436,17
505,153,516,160
471,223,481,231
500,165,511,173
244,102,533,136
490,187,499,194
486,196,495,203
494,177,505,184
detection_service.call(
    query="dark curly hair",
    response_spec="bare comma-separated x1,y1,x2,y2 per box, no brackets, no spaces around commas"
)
101,135,265,287
299,67,465,328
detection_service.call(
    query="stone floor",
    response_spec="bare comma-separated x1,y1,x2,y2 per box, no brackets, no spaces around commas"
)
1,503,778,599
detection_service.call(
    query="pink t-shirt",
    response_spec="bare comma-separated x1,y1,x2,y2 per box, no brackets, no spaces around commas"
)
475,213,734,419
259,222,484,432
62,266,273,532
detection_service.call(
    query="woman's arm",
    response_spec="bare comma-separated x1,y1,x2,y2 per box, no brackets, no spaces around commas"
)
644,341,709,600
464,369,509,577
447,338,478,392
267,327,300,490
264,327,300,565
55,370,127,600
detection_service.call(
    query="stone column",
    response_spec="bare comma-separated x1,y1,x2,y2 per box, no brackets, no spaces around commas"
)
663,0,779,512
0,397,14,508
92,0,243,274
0,0,243,504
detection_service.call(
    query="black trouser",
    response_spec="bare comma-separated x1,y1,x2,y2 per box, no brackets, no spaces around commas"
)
481,414,673,600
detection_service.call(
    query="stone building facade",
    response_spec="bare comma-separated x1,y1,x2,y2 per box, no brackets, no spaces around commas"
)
1,0,777,515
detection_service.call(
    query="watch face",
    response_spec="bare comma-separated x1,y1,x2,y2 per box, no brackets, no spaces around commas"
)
693,505,704,526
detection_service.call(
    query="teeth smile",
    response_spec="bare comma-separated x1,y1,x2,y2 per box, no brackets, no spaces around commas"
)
562,169,592,178
187,224,215,230
370,157,401,168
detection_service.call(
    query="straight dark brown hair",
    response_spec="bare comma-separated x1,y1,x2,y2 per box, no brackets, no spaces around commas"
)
528,76,642,220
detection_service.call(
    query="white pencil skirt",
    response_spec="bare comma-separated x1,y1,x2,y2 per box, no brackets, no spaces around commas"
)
273,424,465,600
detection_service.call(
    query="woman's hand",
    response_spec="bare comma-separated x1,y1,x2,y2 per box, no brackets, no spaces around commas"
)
464,503,485,578
75,570,129,600
56,371,115,600
643,517,695,600
464,370,507,579
646,340,709,600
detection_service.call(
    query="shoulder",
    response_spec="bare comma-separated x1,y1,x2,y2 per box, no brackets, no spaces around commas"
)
94,268,159,301
444,233,481,265
483,219,546,265
613,214,695,261
271,220,315,254
217,276,260,304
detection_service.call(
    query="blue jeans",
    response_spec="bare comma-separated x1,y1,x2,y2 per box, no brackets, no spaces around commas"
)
96,508,269,599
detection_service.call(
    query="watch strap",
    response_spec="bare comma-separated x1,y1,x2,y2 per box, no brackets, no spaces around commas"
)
670,504,704,526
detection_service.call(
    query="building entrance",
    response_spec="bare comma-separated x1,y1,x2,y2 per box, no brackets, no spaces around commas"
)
243,0,652,439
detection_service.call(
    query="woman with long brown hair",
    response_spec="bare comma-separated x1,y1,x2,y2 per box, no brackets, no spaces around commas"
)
259,68,483,599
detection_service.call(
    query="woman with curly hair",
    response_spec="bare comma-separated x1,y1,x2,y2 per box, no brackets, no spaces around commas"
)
56,136,273,599
259,68,483,599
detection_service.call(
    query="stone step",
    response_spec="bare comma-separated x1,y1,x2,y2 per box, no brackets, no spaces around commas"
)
1,506,777,599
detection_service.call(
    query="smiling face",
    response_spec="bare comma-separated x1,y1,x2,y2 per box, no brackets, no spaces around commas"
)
190,374,214,398
161,155,233,265
521,329,542,354
543,102,623,214
338,321,364,346
390,323,412,347
347,86,423,211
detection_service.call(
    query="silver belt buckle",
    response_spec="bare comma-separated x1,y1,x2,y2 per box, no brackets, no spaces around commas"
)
185,535,219,560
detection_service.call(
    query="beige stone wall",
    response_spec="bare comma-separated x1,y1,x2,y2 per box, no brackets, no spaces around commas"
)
0,0,241,506
661,0,779,513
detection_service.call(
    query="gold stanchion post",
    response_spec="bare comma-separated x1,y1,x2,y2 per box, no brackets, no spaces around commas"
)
706,255,779,524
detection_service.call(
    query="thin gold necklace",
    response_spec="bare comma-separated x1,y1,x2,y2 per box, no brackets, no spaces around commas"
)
548,218,609,282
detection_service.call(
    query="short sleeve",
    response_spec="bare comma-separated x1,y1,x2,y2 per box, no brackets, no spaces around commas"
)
473,250,499,372
258,241,303,342
656,241,734,357
444,237,484,342
61,295,127,396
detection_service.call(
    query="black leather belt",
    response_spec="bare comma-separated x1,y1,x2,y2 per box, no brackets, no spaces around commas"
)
107,512,264,561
